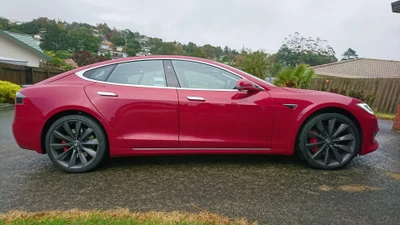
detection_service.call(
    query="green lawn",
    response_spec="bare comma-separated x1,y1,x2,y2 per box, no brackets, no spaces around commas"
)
375,112,396,121
0,209,255,225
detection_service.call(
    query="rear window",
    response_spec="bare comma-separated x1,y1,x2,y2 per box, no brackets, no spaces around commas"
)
83,64,116,81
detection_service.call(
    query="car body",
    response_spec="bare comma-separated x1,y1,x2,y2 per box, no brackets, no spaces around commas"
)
12,55,379,172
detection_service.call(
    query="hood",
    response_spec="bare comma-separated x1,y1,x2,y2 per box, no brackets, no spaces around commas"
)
280,87,362,103
282,87,333,95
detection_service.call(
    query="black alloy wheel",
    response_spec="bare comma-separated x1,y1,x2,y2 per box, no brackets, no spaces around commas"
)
45,115,107,173
298,113,360,169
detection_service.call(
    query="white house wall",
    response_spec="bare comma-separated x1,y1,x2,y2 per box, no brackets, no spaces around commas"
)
0,35,43,67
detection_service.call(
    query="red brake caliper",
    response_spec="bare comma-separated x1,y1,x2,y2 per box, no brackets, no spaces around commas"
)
61,140,68,152
309,130,319,153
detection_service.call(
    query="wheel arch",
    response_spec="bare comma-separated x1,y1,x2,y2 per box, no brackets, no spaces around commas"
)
294,106,363,154
40,110,109,154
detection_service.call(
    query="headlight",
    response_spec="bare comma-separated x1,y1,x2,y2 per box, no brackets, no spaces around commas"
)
356,103,374,115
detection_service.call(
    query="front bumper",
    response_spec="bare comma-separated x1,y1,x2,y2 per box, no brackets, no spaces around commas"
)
359,115,379,155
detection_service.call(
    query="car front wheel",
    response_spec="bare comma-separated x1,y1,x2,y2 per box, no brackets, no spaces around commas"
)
297,113,361,169
45,115,107,173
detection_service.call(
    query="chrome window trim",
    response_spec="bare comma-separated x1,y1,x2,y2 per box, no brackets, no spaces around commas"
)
74,57,264,91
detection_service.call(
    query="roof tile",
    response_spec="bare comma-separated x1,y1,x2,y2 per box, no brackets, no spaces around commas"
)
4,31,45,53
312,58,400,78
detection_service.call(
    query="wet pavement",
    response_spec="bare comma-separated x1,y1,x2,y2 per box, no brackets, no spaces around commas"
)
0,109,399,225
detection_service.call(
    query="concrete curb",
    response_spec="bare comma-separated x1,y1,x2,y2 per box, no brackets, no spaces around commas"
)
0,104,15,111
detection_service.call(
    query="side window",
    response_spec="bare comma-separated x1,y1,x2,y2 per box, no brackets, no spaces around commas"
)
107,60,167,87
83,64,116,81
171,60,240,90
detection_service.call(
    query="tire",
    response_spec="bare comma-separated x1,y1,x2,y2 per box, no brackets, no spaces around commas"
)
45,115,107,173
297,113,360,170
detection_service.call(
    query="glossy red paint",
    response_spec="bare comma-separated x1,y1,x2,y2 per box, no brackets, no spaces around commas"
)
12,55,379,160
84,83,179,148
236,79,260,92
177,88,273,148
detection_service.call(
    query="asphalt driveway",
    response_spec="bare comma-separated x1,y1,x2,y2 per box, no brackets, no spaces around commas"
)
0,109,399,225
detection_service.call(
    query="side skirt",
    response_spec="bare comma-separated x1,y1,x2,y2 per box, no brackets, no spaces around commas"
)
133,148,270,151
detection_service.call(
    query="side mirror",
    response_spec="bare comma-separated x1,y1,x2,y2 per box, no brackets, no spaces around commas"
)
236,79,260,92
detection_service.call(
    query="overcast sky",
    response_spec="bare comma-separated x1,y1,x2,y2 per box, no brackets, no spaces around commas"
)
1,0,399,60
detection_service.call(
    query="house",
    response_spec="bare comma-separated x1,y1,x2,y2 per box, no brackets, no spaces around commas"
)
110,50,127,59
100,41,112,50
33,34,42,46
312,58,400,79
136,52,151,56
115,46,124,52
0,29,52,67
137,36,149,44
64,59,78,68
92,29,100,37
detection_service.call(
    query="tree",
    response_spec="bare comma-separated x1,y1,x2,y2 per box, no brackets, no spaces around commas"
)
274,64,316,89
42,51,75,70
40,22,68,51
67,28,100,53
202,44,217,59
126,39,141,51
275,32,337,67
110,34,126,46
104,52,112,60
15,21,40,34
36,17,50,29
190,47,206,58
96,23,111,34
0,17,10,30
341,48,358,60
183,42,205,57
236,50,268,79
265,54,283,77
54,50,72,59
124,47,136,57
72,50,108,66
150,40,188,55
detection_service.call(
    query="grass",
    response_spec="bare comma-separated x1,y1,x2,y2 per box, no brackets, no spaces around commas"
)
0,209,256,225
375,112,396,121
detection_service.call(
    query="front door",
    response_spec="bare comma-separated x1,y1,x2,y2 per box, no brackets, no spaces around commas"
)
170,60,273,148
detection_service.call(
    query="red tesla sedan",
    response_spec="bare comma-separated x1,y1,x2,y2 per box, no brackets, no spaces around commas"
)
12,55,379,173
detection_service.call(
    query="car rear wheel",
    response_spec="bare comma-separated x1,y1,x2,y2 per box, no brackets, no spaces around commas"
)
45,115,107,173
297,113,360,169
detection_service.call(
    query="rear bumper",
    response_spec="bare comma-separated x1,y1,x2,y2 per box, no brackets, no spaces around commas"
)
359,115,379,155
12,116,45,154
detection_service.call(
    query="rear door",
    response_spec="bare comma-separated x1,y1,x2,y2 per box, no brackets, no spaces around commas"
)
83,59,179,148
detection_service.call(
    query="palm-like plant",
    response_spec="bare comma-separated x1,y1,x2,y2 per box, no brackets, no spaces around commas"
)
274,64,316,89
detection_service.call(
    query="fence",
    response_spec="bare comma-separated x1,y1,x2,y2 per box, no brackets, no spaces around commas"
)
0,63,64,85
310,77,400,114
1,63,399,114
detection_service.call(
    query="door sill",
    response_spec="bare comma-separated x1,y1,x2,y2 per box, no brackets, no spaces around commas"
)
133,148,270,151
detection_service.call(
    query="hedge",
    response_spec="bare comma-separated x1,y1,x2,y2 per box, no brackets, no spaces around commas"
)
0,80,21,104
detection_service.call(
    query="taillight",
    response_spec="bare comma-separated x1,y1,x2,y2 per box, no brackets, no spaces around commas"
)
15,92,26,104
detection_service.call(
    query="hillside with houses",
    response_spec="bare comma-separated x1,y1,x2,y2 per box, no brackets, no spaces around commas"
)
0,17,247,69
0,16,344,77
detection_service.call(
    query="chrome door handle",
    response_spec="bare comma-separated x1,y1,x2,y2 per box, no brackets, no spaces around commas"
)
187,96,205,101
97,91,118,97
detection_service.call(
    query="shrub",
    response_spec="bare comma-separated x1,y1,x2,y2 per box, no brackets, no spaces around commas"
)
0,80,21,103
274,64,316,89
